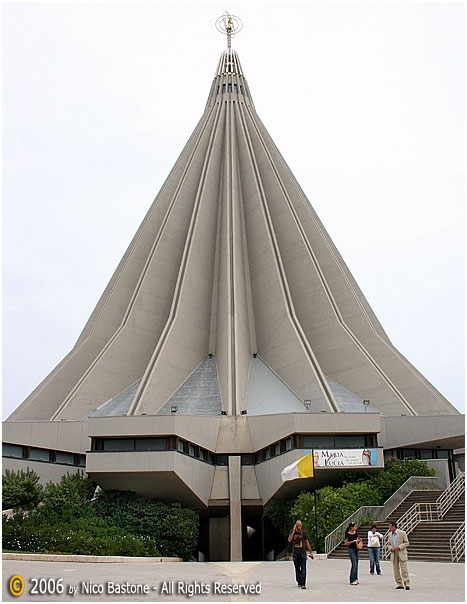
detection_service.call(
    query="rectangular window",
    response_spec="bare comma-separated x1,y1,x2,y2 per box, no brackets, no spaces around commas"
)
29,448,51,462
284,438,292,451
135,438,166,451
103,439,134,452
55,451,75,465
216,455,228,466
335,435,366,448
273,443,280,456
436,450,449,459
166,437,176,450
303,436,334,448
189,444,199,458
402,449,416,459
420,449,434,459
2,444,24,459
78,455,86,467
241,454,254,466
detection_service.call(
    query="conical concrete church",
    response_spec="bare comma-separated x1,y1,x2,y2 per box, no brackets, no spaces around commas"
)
3,25,464,561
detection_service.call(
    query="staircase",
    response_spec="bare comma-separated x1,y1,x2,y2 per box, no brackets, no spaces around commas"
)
402,494,465,562
328,490,442,560
325,473,465,562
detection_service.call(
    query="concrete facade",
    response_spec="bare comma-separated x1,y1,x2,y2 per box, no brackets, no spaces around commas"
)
3,47,464,561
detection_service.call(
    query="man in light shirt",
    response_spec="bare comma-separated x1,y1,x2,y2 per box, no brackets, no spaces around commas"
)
388,522,410,590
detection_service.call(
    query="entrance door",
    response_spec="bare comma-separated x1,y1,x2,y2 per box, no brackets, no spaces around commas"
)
209,517,230,561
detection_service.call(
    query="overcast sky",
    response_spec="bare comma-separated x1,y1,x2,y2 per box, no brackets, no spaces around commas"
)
3,1,465,420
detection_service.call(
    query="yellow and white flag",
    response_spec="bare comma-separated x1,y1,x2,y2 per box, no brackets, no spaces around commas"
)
281,450,314,482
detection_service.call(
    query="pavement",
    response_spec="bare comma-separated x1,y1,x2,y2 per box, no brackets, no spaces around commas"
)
2,558,465,603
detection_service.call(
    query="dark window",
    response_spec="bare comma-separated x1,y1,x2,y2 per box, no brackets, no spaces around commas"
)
78,455,86,467
273,443,280,456
29,448,51,462
177,439,185,453
166,437,176,450
303,436,334,448
2,444,24,459
241,454,254,466
189,444,199,458
103,439,134,452
135,438,166,451
401,449,416,459
366,434,378,447
420,449,434,459
56,451,75,465
335,435,366,448
216,455,228,466
436,450,449,459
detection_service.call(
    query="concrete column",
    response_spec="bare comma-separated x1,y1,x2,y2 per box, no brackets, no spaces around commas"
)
228,455,242,561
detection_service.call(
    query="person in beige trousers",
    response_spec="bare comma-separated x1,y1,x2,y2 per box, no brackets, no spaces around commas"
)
388,522,410,590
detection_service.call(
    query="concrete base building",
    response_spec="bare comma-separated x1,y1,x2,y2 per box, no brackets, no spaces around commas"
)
3,40,464,561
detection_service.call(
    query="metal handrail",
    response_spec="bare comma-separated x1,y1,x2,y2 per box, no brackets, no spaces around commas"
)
381,472,465,559
437,471,465,518
324,476,443,554
450,521,465,563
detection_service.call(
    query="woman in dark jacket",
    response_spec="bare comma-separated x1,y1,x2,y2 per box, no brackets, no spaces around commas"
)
344,522,363,585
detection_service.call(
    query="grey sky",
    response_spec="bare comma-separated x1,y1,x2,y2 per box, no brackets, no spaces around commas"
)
3,1,465,419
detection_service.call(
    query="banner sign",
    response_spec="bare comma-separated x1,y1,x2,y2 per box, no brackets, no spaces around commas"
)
313,448,377,468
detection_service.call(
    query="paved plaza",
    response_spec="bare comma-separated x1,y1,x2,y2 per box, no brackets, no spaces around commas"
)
2,558,465,602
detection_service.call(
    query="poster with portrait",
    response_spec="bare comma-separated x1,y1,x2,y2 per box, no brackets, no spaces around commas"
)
313,449,377,467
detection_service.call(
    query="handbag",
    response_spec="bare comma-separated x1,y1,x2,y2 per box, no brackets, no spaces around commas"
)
356,538,363,550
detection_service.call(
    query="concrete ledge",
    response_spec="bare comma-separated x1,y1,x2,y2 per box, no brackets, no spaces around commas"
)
2,553,182,563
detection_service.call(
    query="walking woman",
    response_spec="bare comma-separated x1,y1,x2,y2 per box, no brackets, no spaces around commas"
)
367,525,383,575
344,522,362,585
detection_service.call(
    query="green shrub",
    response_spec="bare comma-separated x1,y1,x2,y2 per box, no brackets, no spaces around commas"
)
2,512,159,556
2,468,43,510
40,472,96,522
263,498,294,540
94,490,199,560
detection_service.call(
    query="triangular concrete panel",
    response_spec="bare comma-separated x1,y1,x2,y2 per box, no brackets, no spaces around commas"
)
157,357,222,416
246,357,306,415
